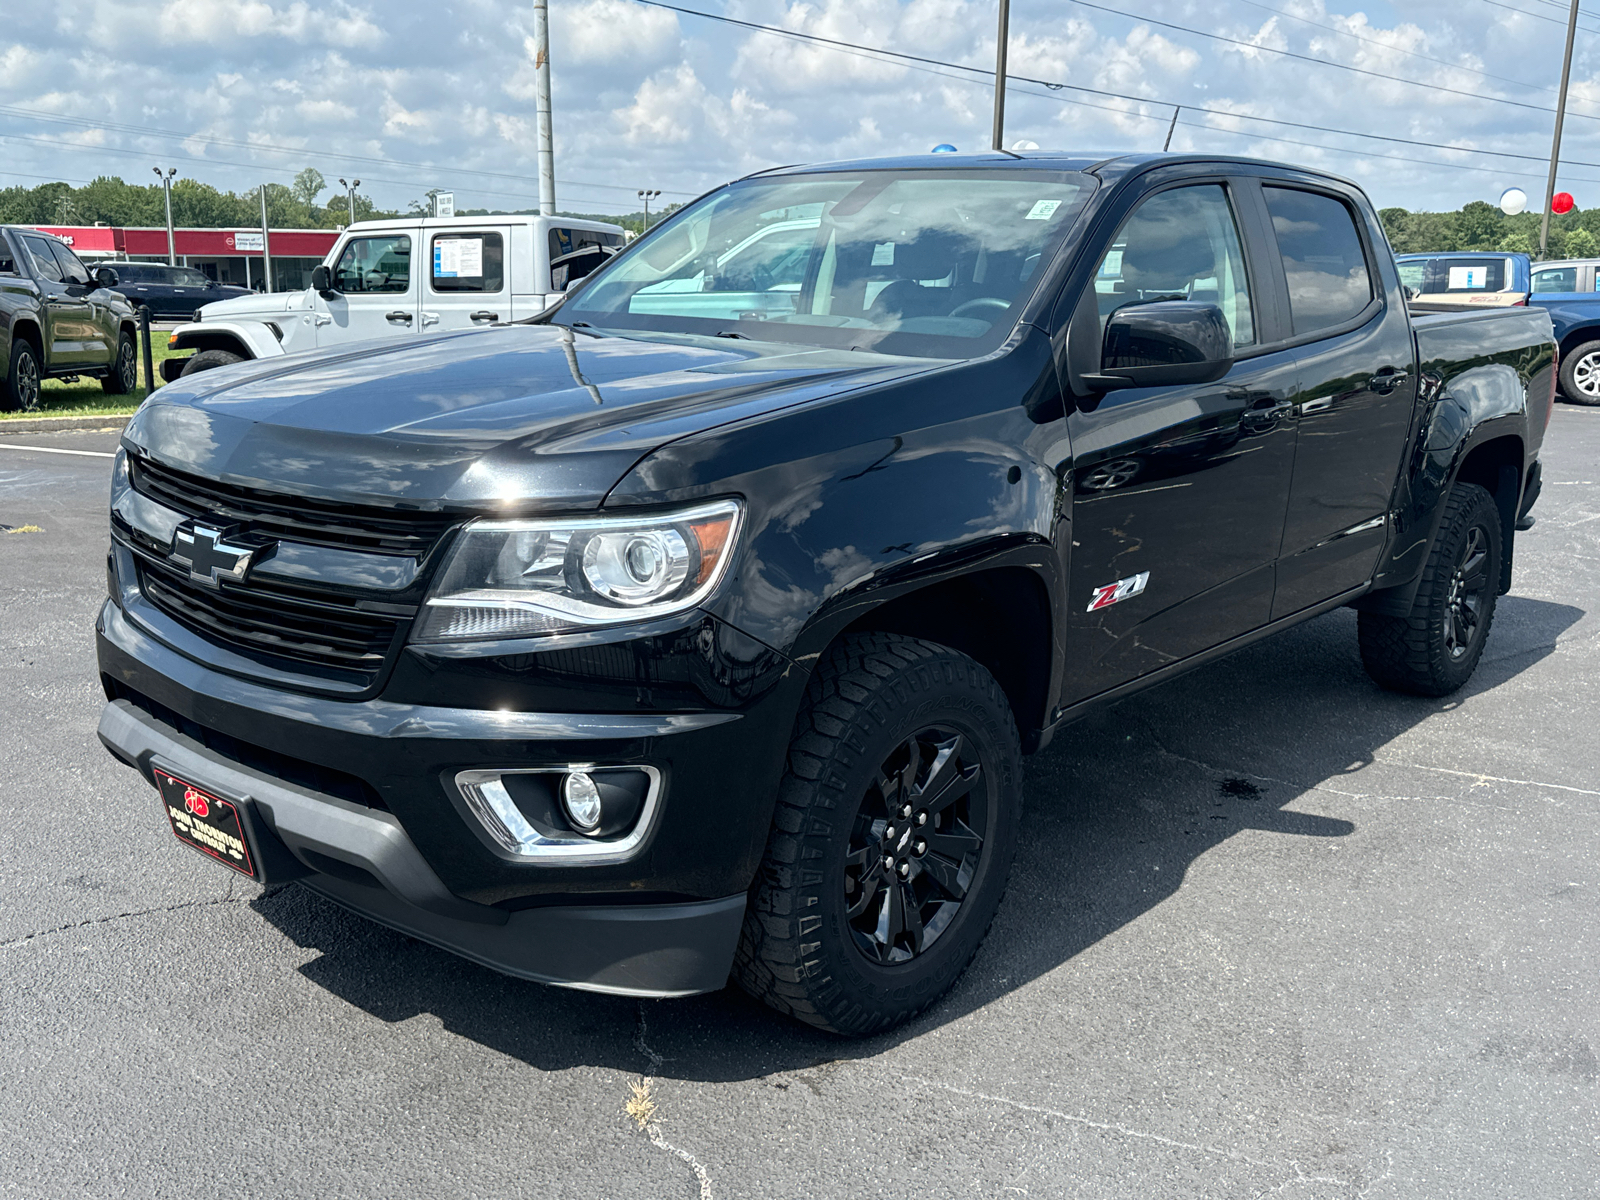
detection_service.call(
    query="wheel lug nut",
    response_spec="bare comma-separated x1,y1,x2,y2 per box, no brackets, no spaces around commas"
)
897,862,910,877
899,804,912,819
883,855,895,870
913,839,926,855
915,811,927,826
884,824,895,840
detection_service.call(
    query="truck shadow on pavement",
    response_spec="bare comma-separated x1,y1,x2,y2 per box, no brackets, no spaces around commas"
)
254,596,1582,1083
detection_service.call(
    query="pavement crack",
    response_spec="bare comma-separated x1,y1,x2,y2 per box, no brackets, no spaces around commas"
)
0,887,273,949
626,1002,713,1200
905,1074,1352,1190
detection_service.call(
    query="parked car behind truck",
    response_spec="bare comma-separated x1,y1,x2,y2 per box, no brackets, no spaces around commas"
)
100,262,252,319
161,214,625,378
2,226,140,410
98,152,1554,1035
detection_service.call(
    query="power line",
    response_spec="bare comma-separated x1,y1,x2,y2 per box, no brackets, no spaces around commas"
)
635,0,1600,174
1227,0,1597,100
1064,0,1600,123
1472,0,1600,33
0,104,700,199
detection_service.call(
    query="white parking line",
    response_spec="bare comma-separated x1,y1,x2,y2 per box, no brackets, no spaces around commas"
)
0,443,115,459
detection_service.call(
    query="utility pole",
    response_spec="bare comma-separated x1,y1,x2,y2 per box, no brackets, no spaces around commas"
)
638,188,660,231
338,177,361,226
534,0,556,216
991,0,1011,151
259,184,274,293
153,167,177,265
1541,0,1581,259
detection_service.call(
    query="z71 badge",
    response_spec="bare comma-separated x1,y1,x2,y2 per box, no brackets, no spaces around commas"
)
1087,571,1150,612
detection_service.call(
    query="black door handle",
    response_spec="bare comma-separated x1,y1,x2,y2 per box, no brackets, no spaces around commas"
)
470,310,500,323
1369,370,1410,394
385,311,413,324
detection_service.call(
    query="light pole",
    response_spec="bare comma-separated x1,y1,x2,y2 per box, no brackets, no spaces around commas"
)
338,177,361,226
991,0,1011,152
1541,0,1581,259
638,189,660,231
153,167,177,265
534,0,556,216
259,184,274,293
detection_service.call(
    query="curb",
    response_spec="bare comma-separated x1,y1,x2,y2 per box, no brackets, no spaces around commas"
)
0,413,133,434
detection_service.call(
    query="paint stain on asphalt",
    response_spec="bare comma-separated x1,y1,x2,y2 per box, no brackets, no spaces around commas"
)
1218,777,1262,798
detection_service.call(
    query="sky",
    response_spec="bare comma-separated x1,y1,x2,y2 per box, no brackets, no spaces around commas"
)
6,0,1600,217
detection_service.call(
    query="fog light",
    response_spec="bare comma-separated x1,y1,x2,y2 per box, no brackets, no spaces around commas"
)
561,771,604,834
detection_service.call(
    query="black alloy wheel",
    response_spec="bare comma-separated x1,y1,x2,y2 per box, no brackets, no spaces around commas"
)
845,728,986,965
735,633,1021,1036
1080,457,1142,491
1443,524,1491,662
3,341,42,412
1358,481,1502,696
102,333,138,395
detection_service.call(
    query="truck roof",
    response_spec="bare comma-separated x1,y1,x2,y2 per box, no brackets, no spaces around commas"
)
747,150,1365,191
346,214,625,235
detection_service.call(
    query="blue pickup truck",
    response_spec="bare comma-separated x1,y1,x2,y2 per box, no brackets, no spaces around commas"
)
1397,250,1600,404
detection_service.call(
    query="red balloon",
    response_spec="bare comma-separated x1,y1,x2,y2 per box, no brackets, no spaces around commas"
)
1552,191,1576,214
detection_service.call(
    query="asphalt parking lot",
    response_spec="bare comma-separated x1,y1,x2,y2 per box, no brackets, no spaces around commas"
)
2,412,1597,1200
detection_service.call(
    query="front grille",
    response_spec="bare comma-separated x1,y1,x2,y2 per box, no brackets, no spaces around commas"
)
129,453,457,556
137,555,402,681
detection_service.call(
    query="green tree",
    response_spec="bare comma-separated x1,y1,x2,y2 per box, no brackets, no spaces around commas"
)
1565,226,1597,259
291,168,326,206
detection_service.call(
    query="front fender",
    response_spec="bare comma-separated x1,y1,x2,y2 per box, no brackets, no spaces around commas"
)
168,319,286,362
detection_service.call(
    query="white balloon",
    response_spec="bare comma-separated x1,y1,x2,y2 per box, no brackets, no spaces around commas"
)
1012,139,1040,151
1500,188,1529,216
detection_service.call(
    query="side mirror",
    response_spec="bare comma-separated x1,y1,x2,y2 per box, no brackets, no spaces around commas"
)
1084,300,1234,391
94,266,120,288
310,264,337,296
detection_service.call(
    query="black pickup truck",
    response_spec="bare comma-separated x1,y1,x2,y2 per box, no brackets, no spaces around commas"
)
96,153,1554,1034
1,226,140,410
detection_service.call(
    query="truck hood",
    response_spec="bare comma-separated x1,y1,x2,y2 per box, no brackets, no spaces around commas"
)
124,324,937,510
196,291,308,321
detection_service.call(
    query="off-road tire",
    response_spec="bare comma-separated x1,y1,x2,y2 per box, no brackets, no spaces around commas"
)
2,338,42,412
1558,338,1600,406
180,349,245,377
734,632,1021,1036
101,331,138,394
1358,482,1502,696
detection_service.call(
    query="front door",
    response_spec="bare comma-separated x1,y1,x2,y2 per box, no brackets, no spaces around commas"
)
1259,185,1419,618
1060,181,1301,703
320,230,420,345
20,234,94,368
421,227,512,331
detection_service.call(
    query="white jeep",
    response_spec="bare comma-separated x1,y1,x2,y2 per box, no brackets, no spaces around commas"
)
163,214,625,378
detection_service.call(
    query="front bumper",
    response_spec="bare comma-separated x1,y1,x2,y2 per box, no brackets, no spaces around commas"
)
98,697,746,996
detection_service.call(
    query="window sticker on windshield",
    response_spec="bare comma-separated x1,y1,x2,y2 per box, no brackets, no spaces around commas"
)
1026,199,1063,220
435,238,484,279
1100,249,1124,276
872,242,895,266
1448,265,1487,290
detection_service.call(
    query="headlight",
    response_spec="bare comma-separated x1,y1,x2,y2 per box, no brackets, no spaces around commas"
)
412,499,743,643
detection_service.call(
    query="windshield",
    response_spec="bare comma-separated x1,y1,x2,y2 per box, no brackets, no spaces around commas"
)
556,169,1093,357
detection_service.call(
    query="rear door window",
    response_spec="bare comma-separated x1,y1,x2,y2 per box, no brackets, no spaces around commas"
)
1262,187,1374,335
1532,265,1579,293
333,235,412,293
430,232,504,293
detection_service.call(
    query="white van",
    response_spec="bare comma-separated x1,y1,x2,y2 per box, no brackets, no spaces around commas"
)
163,214,625,378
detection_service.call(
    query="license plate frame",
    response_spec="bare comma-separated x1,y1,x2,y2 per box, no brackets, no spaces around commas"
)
154,766,258,879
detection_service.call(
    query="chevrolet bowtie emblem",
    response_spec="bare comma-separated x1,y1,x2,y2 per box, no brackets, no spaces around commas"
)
172,523,256,588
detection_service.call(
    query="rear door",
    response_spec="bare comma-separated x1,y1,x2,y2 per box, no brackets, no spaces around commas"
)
1259,182,1419,618
1059,177,1301,702
421,227,512,331
320,230,420,345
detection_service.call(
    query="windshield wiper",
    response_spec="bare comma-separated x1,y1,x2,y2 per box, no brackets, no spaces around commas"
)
712,330,750,340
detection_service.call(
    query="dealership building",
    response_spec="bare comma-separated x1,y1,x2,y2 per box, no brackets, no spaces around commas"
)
30,225,340,292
